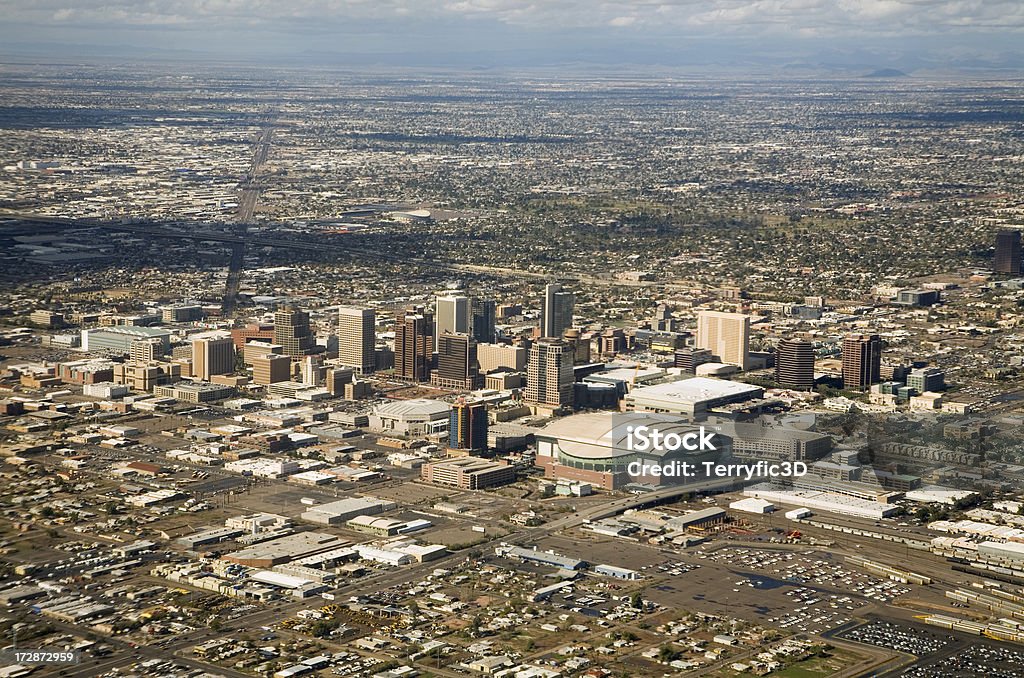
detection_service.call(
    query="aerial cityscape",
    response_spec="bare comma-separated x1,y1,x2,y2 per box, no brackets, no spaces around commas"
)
2,2,1024,678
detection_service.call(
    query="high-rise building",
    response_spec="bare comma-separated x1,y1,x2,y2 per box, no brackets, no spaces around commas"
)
842,334,882,390
300,355,326,386
394,311,433,382
995,230,1022,275
242,340,283,365
192,333,235,382
449,399,488,453
541,283,575,338
435,294,471,346
252,354,291,385
337,306,376,374
274,308,315,357
129,337,166,363
432,332,482,389
326,367,354,396
471,298,497,343
562,328,591,364
775,338,815,391
526,339,574,408
696,311,750,370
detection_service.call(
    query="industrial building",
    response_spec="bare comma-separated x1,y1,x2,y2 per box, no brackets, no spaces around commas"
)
743,484,900,519
496,544,586,570
222,532,351,567
300,497,398,525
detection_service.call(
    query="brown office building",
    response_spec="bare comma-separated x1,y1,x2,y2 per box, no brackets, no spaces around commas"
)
192,334,235,382
252,354,292,385
394,310,433,382
231,323,275,350
431,332,483,389
775,338,815,390
842,334,882,390
674,347,713,373
274,308,315,357
995,230,1022,275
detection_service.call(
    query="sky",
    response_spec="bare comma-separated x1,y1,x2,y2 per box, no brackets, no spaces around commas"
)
1,0,1023,72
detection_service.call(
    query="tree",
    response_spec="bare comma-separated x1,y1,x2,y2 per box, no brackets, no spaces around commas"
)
657,646,681,663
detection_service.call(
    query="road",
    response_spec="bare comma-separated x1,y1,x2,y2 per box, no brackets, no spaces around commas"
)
221,119,275,317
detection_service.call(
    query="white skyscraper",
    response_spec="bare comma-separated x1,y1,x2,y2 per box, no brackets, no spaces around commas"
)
541,283,574,338
435,294,471,346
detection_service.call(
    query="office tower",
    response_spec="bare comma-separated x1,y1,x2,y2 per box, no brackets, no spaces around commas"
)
597,328,626,358
192,333,235,382
696,310,751,370
433,332,482,389
129,337,165,362
526,339,574,408
907,367,945,393
274,307,315,356
161,304,203,323
449,399,488,453
775,338,816,391
562,328,591,365
654,303,675,332
252,354,291,385
674,347,713,373
995,230,1022,275
337,306,376,374
300,355,326,386
326,367,354,396
476,343,527,373
435,294,471,346
242,340,283,366
471,298,497,343
250,354,288,385
394,310,433,382
842,334,882,390
541,283,575,338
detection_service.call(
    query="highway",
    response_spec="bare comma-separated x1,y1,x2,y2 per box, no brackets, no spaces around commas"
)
222,119,275,317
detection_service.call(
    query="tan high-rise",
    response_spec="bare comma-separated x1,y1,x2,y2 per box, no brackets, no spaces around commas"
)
337,306,376,374
526,339,574,407
192,333,235,381
252,354,291,385
696,311,750,371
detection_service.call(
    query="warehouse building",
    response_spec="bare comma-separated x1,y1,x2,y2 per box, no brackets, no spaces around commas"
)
300,497,398,525
222,532,351,567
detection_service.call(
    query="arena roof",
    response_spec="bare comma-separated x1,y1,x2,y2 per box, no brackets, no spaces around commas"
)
537,412,716,460
373,398,450,419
